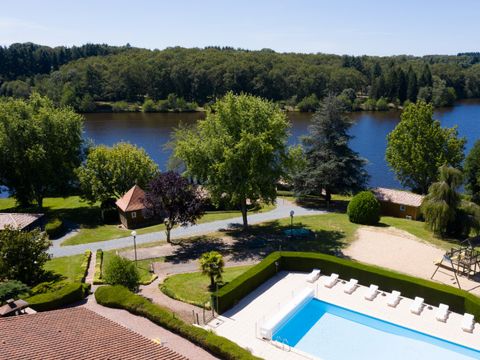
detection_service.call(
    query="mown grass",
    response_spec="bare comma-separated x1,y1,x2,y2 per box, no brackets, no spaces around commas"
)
161,265,252,307
0,196,276,246
43,254,85,282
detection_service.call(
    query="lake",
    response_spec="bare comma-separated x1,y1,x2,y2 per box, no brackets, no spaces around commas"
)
83,100,480,189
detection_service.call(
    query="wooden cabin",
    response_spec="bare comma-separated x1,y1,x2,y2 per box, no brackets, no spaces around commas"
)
372,187,424,220
115,185,148,229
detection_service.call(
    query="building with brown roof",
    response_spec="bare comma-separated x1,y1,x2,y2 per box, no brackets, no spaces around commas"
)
115,185,149,229
0,212,45,231
372,187,425,220
0,307,187,360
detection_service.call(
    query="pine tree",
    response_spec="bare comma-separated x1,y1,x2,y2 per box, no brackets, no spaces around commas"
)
407,67,418,102
293,95,369,204
397,69,408,102
419,64,433,87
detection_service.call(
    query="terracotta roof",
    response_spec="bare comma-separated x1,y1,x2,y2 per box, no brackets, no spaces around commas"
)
0,213,44,230
373,187,425,207
0,307,187,360
116,185,146,212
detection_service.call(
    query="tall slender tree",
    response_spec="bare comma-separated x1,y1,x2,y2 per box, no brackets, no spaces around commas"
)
293,95,369,204
465,140,480,204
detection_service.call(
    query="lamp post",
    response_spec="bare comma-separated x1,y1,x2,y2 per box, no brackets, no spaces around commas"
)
289,210,295,239
131,230,137,266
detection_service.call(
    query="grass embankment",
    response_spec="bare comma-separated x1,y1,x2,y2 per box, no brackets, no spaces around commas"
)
95,285,260,360
96,251,161,285
161,265,252,308
0,196,275,246
44,253,86,282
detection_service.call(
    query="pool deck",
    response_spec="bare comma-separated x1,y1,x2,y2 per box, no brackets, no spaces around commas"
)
206,271,480,360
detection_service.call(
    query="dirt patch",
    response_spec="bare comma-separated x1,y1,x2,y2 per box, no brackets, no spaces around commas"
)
344,226,480,295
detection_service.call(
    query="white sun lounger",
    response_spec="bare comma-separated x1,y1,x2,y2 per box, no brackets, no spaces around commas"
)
387,291,401,307
324,273,339,288
365,285,379,301
344,279,358,294
435,304,449,322
306,269,321,283
410,297,424,315
461,313,475,333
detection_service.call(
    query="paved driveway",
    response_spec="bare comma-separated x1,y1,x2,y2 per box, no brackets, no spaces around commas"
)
50,199,325,257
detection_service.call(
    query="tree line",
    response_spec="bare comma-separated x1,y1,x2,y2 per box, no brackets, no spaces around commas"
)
3,45,480,111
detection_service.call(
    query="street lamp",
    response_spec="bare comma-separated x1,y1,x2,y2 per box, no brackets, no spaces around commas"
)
289,210,295,238
131,230,137,266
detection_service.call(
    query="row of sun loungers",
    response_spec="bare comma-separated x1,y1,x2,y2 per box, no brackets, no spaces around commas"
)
305,269,477,333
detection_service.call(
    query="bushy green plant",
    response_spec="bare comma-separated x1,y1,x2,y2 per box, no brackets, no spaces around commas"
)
347,191,381,225
25,282,90,311
75,250,92,283
375,97,389,111
95,286,260,360
103,255,139,291
45,218,64,239
111,101,130,112
93,249,104,284
297,94,320,112
199,251,224,288
0,280,30,303
142,98,157,112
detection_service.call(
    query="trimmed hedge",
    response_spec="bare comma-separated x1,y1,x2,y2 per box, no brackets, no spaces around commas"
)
26,282,90,311
74,250,92,283
347,191,380,225
212,252,480,320
45,218,64,239
95,285,260,360
93,249,104,285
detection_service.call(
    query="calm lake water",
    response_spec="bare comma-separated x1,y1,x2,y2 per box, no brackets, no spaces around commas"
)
83,100,480,189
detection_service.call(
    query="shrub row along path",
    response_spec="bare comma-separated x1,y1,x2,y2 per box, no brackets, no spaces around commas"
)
81,252,218,359
50,198,325,257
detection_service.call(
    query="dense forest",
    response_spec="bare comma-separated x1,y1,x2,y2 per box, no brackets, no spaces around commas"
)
2,43,480,112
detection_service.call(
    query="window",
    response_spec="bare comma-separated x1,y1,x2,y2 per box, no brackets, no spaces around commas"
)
131,211,137,219
400,205,406,212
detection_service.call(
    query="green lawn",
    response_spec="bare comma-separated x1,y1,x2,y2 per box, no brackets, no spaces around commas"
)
102,251,161,285
161,265,252,308
43,254,85,282
0,196,276,246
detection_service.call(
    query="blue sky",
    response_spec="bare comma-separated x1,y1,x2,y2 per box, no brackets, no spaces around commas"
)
2,0,479,55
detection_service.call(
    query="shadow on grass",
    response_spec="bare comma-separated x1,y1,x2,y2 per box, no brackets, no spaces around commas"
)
293,196,349,213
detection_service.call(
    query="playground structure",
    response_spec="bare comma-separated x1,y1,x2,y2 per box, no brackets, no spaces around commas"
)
431,243,480,289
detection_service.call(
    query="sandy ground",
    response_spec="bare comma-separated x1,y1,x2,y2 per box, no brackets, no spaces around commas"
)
344,226,480,295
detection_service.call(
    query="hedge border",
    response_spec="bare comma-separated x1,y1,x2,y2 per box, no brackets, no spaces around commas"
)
95,285,260,360
75,250,92,283
25,282,90,311
93,249,104,285
212,251,480,320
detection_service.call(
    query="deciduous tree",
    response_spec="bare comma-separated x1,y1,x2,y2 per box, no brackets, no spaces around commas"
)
173,92,289,229
0,93,84,207
143,172,204,243
77,142,158,207
386,101,465,194
465,140,480,204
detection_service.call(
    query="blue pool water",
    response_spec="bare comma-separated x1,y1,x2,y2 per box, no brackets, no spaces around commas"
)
273,299,480,359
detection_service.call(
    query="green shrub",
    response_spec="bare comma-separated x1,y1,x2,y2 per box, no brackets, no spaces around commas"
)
93,249,104,284
363,98,376,111
103,255,139,291
45,218,64,239
111,101,130,112
142,98,157,112
212,252,480,320
74,250,91,283
96,286,260,360
297,94,320,112
347,191,381,225
25,282,90,311
0,280,30,303
375,97,389,111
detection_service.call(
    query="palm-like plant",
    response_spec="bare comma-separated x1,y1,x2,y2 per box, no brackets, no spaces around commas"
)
199,251,224,289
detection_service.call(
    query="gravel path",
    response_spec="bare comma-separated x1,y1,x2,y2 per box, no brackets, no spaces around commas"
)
344,226,480,295
50,199,325,257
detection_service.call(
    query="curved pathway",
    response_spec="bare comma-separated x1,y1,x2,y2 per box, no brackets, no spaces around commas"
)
50,199,325,257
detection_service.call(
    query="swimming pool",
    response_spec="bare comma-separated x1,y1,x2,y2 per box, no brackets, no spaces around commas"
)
273,298,480,359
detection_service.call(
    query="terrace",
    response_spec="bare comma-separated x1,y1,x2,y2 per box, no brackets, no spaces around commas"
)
207,271,480,359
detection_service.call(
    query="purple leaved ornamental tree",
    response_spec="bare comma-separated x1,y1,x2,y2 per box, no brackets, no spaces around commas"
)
143,172,204,244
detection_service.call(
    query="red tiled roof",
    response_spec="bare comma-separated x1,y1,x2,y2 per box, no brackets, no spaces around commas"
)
0,307,187,360
373,187,425,207
0,213,43,230
115,185,146,212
